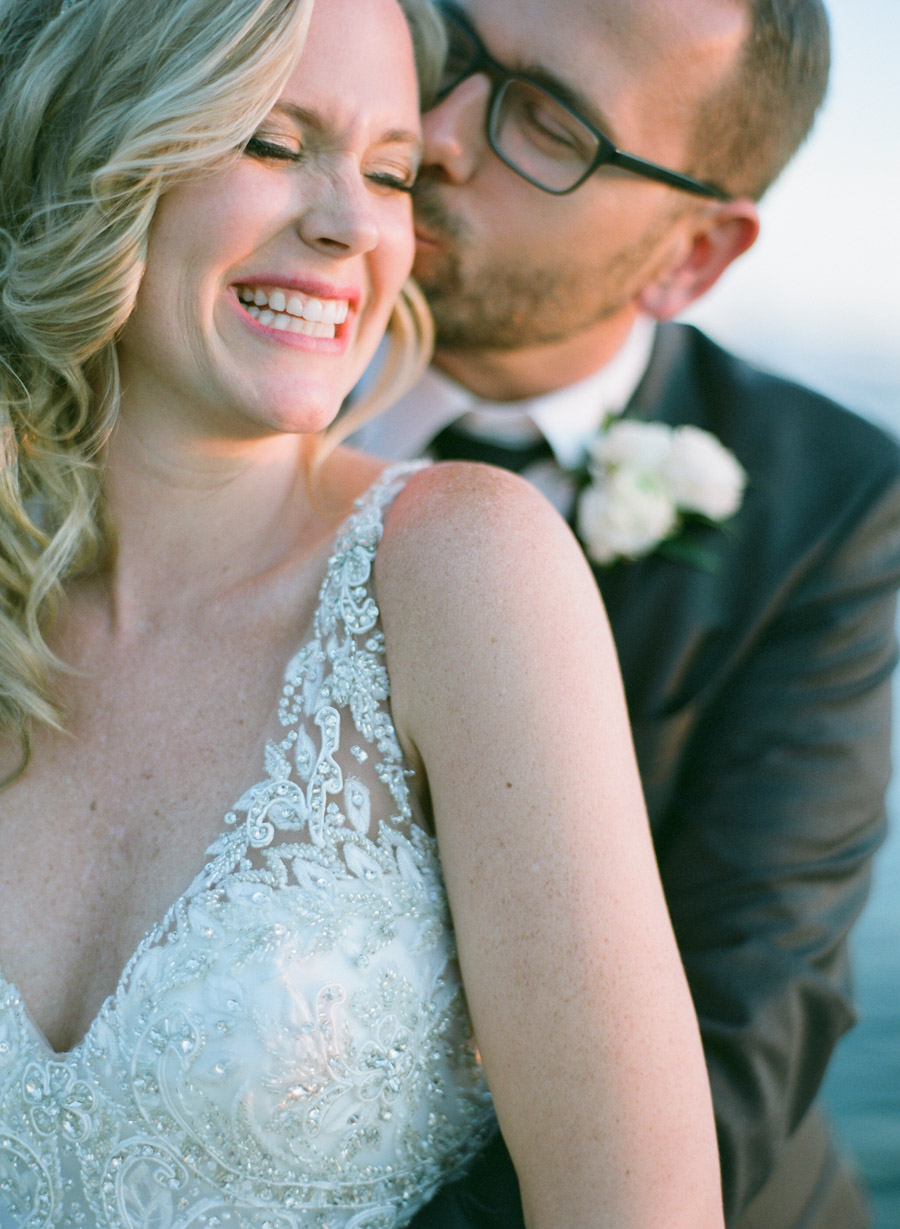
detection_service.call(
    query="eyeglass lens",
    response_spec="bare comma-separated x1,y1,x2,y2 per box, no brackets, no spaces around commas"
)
491,80,599,192
438,15,599,193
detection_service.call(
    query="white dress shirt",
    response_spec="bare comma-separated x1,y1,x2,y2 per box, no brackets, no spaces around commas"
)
350,316,657,513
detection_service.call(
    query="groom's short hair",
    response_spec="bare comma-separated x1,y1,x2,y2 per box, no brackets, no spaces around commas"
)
686,0,831,200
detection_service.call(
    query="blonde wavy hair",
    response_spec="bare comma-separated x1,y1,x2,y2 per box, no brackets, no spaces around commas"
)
0,0,443,779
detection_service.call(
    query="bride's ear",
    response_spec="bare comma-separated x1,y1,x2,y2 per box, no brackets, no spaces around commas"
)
638,199,760,320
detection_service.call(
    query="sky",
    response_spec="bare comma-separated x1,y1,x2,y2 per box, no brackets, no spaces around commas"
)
685,0,900,435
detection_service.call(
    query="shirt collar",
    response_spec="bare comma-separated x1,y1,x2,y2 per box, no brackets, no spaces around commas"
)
349,316,656,467
349,362,470,461
527,315,657,468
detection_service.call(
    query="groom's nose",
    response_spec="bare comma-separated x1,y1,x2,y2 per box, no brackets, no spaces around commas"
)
422,73,492,184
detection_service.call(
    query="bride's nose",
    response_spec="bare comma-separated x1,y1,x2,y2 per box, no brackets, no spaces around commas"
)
294,159,380,256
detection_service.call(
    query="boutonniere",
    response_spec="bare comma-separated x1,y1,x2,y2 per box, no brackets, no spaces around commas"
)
575,420,747,566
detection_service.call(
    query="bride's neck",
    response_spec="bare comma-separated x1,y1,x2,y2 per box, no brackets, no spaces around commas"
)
98,410,320,626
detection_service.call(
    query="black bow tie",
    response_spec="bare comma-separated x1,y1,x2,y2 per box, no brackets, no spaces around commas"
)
428,421,554,474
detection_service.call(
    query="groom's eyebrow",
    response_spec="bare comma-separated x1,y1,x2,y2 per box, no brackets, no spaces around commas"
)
448,2,624,147
515,62,623,144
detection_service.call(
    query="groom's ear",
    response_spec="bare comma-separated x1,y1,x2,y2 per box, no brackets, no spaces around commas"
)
637,199,760,320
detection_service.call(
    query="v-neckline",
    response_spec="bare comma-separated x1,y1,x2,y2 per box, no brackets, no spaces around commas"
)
0,465,415,1061
0,612,321,1061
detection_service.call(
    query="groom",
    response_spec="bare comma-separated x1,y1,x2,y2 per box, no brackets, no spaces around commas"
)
355,0,900,1227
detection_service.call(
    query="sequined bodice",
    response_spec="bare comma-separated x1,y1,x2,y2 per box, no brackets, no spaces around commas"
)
0,464,495,1228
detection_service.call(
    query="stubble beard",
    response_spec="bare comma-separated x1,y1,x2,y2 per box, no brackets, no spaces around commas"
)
419,247,581,351
413,181,669,354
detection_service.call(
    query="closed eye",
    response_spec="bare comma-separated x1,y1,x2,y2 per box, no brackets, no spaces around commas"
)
243,134,303,163
520,101,589,156
366,170,417,194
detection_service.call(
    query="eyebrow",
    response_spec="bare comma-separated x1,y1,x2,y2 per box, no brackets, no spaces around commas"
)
444,2,625,147
270,102,423,158
517,62,623,146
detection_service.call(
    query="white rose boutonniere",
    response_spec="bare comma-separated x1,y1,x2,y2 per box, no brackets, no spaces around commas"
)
576,420,746,566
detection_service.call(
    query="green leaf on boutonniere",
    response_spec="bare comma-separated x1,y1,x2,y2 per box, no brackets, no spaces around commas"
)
657,535,723,572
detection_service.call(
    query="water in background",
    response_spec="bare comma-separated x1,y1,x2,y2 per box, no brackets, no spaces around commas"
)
824,753,900,1228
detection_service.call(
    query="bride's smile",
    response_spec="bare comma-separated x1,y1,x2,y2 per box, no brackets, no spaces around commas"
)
116,0,422,445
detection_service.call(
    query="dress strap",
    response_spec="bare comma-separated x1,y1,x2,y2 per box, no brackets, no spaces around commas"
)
313,460,429,644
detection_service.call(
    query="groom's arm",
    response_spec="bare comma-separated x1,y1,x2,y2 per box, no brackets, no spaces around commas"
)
660,464,900,1222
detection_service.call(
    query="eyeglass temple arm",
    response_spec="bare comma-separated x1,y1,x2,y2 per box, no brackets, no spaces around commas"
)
609,149,732,201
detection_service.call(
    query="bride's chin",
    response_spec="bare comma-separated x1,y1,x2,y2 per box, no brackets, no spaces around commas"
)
278,392,345,438
231,381,347,440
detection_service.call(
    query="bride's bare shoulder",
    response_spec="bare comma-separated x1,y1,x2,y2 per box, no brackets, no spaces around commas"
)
376,460,604,662
381,459,580,583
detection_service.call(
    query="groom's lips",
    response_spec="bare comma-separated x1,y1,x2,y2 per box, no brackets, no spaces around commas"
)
414,226,443,252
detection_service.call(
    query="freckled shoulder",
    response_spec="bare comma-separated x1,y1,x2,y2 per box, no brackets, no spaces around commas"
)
373,462,582,624
374,460,609,734
376,459,585,617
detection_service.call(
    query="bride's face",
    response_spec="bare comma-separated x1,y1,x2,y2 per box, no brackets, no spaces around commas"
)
117,0,422,442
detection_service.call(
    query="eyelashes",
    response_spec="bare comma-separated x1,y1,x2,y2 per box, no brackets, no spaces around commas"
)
366,172,417,194
243,135,417,193
244,135,302,163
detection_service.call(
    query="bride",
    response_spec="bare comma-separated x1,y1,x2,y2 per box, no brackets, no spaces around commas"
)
0,0,723,1224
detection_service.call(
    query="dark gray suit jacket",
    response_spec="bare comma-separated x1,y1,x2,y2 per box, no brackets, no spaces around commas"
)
409,322,900,1229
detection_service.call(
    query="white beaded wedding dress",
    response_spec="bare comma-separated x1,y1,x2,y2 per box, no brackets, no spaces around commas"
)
0,464,496,1228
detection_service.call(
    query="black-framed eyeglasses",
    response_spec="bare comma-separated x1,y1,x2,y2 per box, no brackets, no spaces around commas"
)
434,2,732,201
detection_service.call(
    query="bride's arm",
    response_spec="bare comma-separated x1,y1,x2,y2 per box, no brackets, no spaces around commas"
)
377,462,724,1229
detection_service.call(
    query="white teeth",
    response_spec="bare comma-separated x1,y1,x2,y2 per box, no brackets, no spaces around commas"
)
238,286,347,333
288,317,336,339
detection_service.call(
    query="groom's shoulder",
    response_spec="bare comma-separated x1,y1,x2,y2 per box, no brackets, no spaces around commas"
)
663,323,900,501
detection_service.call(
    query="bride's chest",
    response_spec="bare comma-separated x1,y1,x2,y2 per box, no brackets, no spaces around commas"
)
0,467,498,1224
0,628,304,1051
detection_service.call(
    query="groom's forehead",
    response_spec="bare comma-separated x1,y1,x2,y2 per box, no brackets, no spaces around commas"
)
457,0,695,62
457,0,748,152
456,0,747,105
